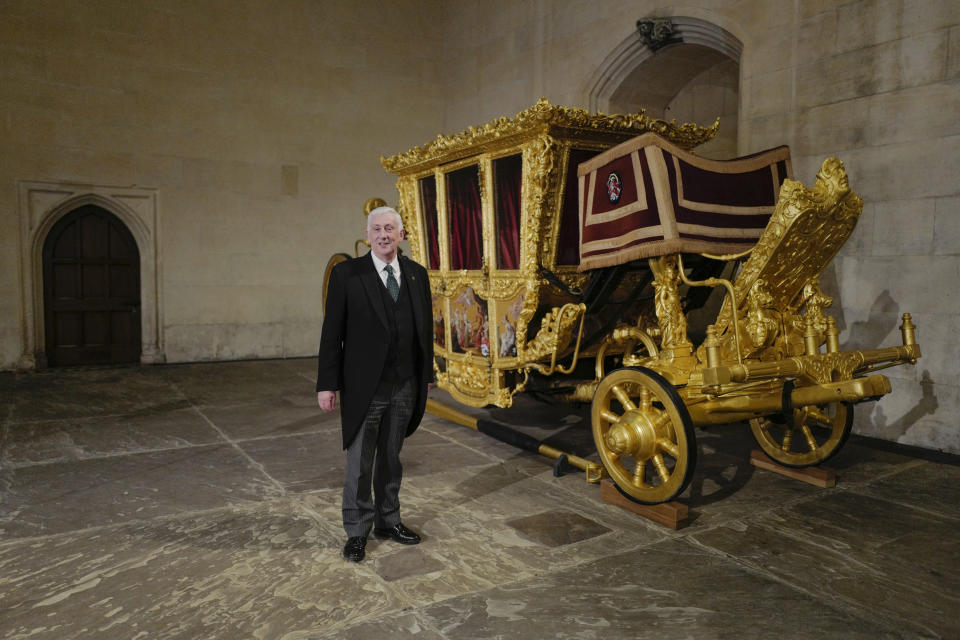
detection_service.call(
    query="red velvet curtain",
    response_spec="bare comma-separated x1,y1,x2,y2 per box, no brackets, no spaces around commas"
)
557,148,601,265
419,176,440,269
447,165,483,270
494,154,522,269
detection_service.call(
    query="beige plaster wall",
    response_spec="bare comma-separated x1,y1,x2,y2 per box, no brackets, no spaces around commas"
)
437,0,958,453
0,0,444,366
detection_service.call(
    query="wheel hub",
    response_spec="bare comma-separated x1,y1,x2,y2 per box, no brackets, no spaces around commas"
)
604,409,658,459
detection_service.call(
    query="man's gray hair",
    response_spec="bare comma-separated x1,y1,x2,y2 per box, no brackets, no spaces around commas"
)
367,206,404,232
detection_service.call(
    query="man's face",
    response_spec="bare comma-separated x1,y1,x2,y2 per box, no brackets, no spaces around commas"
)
367,212,404,262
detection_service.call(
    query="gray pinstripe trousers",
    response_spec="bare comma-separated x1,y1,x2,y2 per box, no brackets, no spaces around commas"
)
342,377,416,537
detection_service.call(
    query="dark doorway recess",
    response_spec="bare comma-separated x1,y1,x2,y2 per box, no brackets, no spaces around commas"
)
42,205,141,366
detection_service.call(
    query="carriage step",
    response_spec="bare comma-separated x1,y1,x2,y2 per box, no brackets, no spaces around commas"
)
749,450,837,488
600,479,689,530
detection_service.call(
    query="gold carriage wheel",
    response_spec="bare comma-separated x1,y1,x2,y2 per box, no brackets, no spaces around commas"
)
750,401,853,468
322,253,352,314
591,367,697,504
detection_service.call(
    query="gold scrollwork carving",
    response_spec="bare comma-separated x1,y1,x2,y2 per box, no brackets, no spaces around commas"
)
711,158,863,362
381,99,718,174
396,175,421,263
519,303,586,368
445,358,489,395
792,352,864,385
435,274,527,301
440,358,516,408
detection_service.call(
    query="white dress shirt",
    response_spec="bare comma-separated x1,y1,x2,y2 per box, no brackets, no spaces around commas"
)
371,253,401,290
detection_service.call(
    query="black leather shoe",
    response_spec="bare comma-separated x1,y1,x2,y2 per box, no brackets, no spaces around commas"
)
342,536,367,562
373,522,421,545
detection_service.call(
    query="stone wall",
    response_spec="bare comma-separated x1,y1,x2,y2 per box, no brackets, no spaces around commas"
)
0,0,445,367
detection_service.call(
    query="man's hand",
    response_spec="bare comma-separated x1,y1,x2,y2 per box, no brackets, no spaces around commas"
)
317,390,337,412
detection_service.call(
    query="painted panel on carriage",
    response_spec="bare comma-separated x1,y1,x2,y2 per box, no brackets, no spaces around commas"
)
432,294,446,349
495,293,524,358
450,286,489,357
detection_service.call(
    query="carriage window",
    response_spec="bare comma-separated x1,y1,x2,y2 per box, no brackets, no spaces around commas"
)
493,154,522,270
419,175,440,269
556,148,601,266
446,165,483,270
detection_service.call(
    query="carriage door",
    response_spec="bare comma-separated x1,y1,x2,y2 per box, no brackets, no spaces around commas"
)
42,205,141,366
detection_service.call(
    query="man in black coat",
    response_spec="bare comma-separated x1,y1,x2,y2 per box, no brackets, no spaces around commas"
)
316,206,434,562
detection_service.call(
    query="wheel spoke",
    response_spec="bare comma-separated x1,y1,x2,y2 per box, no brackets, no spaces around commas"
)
652,453,670,484
653,412,675,442
801,425,819,452
600,409,620,424
657,437,680,458
611,384,636,411
638,386,652,410
793,409,807,429
632,460,646,487
781,429,793,452
806,407,834,429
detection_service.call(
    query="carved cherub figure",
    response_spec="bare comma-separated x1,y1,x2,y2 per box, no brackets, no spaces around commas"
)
796,277,833,336
743,279,779,353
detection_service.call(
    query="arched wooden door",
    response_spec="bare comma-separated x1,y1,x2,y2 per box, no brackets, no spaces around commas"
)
42,205,141,366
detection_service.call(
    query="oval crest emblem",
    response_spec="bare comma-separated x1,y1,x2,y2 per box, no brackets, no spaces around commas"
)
606,171,622,204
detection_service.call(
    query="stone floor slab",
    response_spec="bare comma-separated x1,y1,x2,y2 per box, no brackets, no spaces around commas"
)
690,488,958,638
161,360,313,407
505,508,611,547
312,612,447,640
1,405,219,466
9,367,186,423
237,430,346,492
198,395,339,440
418,537,906,640
854,458,960,518
0,444,281,537
0,499,403,639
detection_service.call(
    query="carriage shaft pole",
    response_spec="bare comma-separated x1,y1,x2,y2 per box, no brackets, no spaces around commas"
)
687,374,891,426
425,398,603,481
702,344,920,389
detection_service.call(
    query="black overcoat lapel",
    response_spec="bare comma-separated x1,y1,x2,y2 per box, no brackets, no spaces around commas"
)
359,253,389,332
400,256,426,335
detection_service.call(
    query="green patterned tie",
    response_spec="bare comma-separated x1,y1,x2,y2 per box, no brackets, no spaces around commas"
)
384,264,399,302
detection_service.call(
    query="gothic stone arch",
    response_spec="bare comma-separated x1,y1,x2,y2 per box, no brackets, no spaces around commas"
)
18,181,163,368
585,15,744,157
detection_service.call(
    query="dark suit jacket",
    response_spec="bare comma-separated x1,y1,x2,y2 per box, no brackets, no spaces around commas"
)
316,252,434,449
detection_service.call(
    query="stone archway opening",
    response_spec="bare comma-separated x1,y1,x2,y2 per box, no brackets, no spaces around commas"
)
588,16,743,159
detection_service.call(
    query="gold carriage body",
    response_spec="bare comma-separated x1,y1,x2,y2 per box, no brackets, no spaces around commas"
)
382,99,720,408
382,100,921,504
